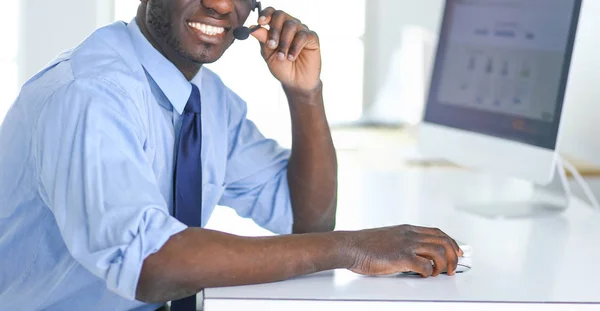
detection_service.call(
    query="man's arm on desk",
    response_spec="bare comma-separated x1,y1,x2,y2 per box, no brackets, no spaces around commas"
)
136,225,463,303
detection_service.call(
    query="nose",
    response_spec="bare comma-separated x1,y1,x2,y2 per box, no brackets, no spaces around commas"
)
201,0,234,15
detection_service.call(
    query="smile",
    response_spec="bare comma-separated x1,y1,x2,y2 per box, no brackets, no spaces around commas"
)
187,22,226,36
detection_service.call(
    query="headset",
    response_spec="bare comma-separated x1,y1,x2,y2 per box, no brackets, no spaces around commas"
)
251,0,262,13
233,0,263,40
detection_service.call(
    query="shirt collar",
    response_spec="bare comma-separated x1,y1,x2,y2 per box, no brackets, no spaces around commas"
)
128,18,203,115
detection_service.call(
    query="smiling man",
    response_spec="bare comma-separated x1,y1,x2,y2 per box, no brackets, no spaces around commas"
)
0,0,463,310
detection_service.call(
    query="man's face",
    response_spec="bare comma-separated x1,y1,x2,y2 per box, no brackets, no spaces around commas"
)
144,0,253,64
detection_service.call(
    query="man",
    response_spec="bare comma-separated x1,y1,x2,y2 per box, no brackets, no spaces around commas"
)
0,0,463,310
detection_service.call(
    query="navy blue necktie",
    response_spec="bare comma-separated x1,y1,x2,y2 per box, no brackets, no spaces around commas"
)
171,84,202,311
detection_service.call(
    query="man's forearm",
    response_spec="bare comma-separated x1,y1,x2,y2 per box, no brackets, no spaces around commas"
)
284,81,338,234
136,228,351,303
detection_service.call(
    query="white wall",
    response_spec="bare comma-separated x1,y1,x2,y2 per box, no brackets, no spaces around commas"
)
0,1,20,120
559,0,600,166
363,0,444,124
18,0,113,85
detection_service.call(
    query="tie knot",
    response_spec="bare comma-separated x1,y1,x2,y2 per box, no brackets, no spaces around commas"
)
184,84,201,113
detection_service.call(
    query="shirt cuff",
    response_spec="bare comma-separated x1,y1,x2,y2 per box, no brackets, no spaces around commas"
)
105,208,187,300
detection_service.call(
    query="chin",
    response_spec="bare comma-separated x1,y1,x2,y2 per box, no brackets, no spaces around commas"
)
194,54,220,64
177,39,232,65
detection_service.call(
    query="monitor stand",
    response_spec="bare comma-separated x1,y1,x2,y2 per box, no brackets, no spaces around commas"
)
456,157,571,219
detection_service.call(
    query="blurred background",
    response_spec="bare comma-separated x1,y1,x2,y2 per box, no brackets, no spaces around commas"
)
2,0,600,233
1,0,447,144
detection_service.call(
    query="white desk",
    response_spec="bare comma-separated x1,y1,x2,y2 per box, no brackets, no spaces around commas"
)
203,169,600,310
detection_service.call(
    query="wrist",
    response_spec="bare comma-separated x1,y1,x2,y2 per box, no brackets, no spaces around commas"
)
283,80,323,102
330,231,359,270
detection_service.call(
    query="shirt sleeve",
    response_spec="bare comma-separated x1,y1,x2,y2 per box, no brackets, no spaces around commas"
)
218,90,293,235
34,78,187,301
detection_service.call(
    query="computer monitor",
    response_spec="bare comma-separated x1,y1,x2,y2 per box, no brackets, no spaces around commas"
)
559,0,600,168
418,0,582,185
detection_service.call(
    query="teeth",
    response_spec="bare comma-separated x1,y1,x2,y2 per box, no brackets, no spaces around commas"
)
188,22,225,36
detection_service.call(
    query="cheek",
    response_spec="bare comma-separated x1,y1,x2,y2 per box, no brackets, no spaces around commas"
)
172,10,187,33
222,36,236,51
235,7,252,26
172,23,191,47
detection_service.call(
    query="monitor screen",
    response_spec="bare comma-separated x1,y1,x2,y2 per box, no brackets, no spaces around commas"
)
424,0,581,150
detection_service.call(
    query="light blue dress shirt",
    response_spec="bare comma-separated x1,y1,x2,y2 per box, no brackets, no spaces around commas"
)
0,19,293,311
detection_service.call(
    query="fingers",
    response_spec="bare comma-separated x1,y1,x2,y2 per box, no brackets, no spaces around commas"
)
442,231,463,257
415,234,459,275
258,6,276,25
408,256,434,278
411,226,462,257
289,30,319,61
250,26,268,45
414,243,448,277
286,31,308,61
265,9,287,50
277,20,303,61
254,7,317,62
